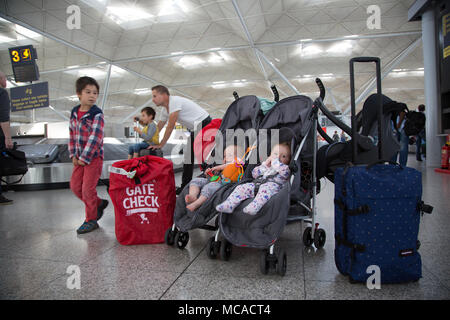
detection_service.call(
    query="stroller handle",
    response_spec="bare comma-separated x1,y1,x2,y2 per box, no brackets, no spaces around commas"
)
315,78,325,100
271,85,279,102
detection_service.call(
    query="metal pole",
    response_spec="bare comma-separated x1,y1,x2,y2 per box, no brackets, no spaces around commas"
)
48,105,70,121
120,97,154,124
100,64,112,110
422,5,443,167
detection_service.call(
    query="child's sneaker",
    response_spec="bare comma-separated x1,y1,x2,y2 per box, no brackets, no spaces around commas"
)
97,199,109,221
0,195,13,205
76,220,99,234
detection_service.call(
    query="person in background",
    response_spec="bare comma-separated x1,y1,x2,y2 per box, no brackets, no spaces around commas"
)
416,104,426,162
69,76,108,234
340,130,347,142
149,85,211,194
391,109,409,167
0,71,13,205
332,130,339,142
128,106,159,159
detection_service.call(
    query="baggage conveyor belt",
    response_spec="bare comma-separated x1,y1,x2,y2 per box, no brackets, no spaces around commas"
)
2,140,186,191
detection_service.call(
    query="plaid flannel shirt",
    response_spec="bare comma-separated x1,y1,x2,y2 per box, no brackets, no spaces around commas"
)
69,105,104,164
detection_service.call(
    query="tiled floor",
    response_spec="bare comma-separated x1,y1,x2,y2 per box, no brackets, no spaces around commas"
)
0,155,449,300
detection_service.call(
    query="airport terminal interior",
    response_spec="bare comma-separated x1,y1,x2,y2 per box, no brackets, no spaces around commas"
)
0,0,449,300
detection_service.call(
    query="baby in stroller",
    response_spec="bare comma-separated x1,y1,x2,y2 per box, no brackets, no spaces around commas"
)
185,144,244,212
216,142,291,215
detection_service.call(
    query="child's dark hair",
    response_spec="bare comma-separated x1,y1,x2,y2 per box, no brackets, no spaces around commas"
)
418,104,425,112
141,106,156,119
76,76,99,94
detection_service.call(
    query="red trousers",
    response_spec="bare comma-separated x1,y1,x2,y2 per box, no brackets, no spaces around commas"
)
70,157,103,222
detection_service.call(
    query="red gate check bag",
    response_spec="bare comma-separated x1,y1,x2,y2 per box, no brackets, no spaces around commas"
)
108,155,175,245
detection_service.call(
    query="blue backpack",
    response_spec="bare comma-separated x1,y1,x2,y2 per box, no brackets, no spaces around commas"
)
334,163,432,284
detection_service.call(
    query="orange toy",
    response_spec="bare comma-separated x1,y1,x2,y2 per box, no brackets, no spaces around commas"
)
221,158,244,183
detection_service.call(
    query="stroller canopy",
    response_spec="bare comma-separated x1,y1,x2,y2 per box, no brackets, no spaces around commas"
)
258,95,314,139
219,95,265,134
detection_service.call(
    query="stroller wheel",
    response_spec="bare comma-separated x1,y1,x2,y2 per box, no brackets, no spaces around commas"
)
259,250,270,275
313,228,326,249
303,227,313,247
165,227,177,246
175,231,189,249
206,237,218,259
220,240,232,261
276,249,287,276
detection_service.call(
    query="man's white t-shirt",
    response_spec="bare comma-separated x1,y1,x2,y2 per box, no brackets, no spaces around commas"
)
159,96,209,131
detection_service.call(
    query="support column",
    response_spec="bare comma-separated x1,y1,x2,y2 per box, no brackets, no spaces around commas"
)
422,5,444,167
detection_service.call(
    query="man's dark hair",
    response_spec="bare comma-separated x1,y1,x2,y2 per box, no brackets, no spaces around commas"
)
418,104,425,112
76,76,99,94
141,106,156,119
151,85,170,96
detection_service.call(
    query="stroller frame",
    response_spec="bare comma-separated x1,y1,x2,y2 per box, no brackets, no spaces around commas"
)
208,89,327,276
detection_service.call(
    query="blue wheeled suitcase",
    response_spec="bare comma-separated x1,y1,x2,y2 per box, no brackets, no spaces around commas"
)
334,163,432,283
334,57,433,284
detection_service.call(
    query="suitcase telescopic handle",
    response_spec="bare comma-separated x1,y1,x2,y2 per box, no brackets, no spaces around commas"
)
350,57,380,64
349,57,383,163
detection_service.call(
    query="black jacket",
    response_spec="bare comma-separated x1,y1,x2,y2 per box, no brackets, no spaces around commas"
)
0,88,11,138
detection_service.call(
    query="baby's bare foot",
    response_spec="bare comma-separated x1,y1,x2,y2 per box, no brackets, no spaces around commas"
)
186,203,199,212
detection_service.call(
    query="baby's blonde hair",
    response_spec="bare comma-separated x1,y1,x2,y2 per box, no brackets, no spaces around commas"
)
224,144,244,162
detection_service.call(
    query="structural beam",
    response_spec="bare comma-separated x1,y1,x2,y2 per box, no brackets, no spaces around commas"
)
120,97,155,124
114,31,422,65
231,0,270,88
48,105,70,121
0,13,215,112
100,64,112,110
257,49,300,95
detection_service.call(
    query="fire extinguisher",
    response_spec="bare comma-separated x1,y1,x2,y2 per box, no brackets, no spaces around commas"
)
441,135,450,169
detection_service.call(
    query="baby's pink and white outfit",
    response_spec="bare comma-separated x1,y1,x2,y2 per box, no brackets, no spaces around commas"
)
215,158,290,215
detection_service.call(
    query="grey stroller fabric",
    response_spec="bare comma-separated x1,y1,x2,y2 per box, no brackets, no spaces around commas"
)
219,95,316,248
175,182,236,232
172,95,265,232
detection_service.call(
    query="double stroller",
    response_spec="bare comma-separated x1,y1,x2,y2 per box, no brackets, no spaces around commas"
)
165,81,328,276
164,94,266,249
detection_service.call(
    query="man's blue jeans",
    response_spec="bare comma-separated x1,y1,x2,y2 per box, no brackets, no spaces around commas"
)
391,129,409,167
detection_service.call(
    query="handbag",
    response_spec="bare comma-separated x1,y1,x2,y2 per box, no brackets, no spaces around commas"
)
0,145,28,184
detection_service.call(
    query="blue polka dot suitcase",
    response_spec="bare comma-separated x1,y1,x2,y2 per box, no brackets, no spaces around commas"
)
334,164,428,284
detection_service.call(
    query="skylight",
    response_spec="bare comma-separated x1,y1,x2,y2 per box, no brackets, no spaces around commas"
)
106,6,153,24
158,0,190,16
